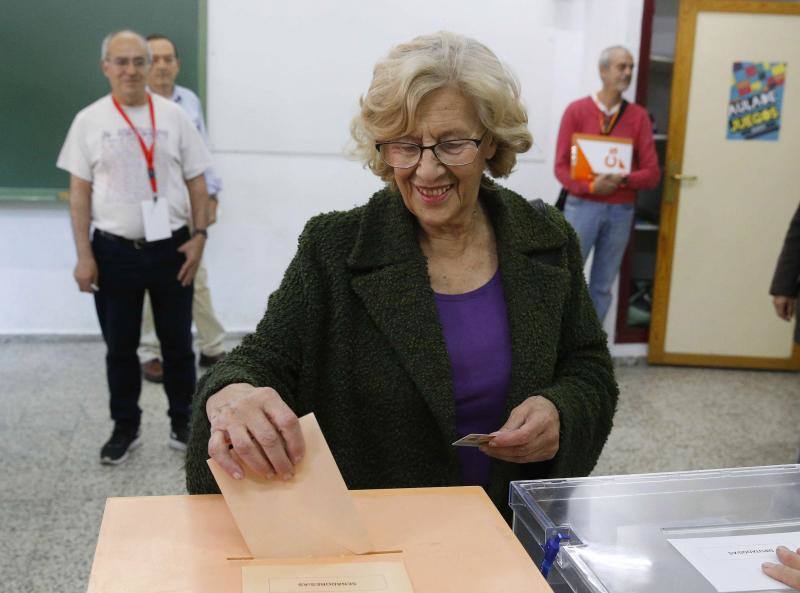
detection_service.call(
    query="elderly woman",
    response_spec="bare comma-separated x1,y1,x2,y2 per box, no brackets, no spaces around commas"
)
186,31,617,520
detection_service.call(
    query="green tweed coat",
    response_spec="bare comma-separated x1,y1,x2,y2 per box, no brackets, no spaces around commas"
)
186,180,618,522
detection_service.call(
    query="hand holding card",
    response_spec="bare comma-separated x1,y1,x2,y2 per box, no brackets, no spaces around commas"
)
452,434,496,448
475,396,560,464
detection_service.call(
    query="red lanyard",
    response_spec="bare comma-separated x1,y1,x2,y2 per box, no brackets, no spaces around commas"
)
112,93,158,199
598,109,621,135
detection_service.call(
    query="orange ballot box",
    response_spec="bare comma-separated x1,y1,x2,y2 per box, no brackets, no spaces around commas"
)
86,488,554,593
86,415,552,593
570,133,633,181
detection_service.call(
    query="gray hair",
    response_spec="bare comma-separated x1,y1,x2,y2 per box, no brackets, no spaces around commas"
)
350,31,533,184
101,30,151,63
598,45,632,69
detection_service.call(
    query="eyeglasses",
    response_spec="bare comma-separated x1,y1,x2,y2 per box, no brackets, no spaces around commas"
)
375,130,488,168
107,57,148,69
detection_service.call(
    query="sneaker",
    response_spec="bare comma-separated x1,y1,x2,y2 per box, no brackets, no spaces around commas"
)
100,426,142,465
198,351,226,368
141,358,164,383
169,424,190,452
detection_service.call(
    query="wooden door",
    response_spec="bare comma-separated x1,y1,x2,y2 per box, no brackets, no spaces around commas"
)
649,0,800,369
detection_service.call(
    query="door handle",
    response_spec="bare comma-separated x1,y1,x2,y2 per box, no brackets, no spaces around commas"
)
671,173,698,182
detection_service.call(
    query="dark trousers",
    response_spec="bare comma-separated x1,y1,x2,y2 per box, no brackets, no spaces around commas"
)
92,227,195,430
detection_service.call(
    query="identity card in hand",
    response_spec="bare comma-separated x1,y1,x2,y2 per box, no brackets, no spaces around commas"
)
452,433,495,447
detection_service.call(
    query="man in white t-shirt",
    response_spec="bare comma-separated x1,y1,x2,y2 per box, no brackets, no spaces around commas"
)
57,30,212,465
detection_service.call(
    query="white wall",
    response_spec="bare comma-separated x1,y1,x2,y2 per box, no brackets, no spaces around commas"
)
0,0,644,357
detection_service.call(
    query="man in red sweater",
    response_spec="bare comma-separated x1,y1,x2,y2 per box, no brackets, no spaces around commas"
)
554,46,660,322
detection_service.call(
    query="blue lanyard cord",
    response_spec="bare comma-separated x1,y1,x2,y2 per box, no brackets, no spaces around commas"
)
540,533,568,579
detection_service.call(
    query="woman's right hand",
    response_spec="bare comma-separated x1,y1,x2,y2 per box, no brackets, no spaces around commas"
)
206,383,305,481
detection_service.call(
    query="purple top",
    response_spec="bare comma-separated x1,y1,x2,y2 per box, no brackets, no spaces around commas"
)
434,269,512,487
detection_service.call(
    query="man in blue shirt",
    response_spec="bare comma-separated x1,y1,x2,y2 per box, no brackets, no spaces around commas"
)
139,34,227,383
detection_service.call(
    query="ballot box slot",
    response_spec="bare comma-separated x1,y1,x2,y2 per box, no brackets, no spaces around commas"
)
663,518,800,539
227,549,406,563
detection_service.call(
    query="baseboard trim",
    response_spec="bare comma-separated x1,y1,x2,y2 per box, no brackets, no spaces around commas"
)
0,331,251,344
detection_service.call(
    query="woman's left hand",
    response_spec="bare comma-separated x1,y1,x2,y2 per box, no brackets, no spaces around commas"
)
479,396,560,463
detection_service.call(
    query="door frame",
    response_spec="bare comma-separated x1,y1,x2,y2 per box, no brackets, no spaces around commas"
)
648,0,800,369
614,0,655,344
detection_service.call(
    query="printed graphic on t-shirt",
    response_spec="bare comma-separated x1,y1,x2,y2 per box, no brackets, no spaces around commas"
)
100,128,171,204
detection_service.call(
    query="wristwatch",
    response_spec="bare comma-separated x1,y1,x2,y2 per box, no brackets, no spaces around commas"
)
193,228,208,239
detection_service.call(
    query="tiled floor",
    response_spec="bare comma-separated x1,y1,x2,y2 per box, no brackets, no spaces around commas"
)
1,339,798,592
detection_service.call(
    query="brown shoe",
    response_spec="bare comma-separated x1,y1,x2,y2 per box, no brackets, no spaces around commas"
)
141,358,164,383
199,352,226,368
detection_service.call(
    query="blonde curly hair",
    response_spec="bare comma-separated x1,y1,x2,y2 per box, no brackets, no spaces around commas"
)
350,31,533,185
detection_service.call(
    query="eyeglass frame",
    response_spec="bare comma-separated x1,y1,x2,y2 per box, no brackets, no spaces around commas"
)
375,130,489,169
105,56,149,69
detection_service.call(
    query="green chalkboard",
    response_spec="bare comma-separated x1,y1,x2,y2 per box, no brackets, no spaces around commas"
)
0,0,205,201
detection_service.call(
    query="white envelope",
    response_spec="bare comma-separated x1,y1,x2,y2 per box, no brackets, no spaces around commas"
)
207,413,376,559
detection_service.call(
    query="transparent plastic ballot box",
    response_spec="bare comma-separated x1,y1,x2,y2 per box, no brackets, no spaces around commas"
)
510,465,800,593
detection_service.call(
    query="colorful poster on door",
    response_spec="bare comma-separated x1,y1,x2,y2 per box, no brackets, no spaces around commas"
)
727,62,786,141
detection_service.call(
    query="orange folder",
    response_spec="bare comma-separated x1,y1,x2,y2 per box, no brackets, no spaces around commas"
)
570,133,633,181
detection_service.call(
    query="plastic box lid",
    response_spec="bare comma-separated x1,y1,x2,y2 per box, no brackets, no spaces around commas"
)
510,465,800,593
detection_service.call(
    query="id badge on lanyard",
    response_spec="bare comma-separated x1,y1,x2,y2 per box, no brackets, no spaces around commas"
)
112,94,171,241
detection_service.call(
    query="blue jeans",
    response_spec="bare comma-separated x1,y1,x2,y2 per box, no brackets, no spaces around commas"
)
563,195,635,322
92,228,195,430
